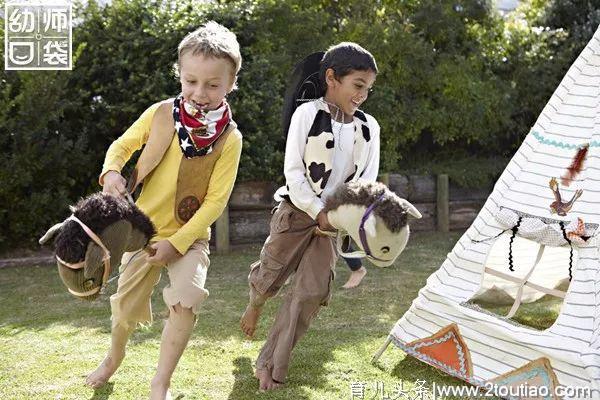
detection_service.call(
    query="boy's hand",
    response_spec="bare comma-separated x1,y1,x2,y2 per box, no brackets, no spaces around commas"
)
316,210,335,232
146,240,182,266
102,170,128,199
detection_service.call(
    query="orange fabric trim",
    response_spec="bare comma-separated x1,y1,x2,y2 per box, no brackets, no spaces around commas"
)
406,323,473,378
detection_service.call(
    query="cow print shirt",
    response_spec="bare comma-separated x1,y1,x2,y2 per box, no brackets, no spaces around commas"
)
274,98,380,219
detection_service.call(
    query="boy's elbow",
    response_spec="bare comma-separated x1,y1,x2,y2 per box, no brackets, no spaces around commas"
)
203,193,231,213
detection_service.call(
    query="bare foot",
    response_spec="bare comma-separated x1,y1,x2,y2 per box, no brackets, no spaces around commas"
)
85,353,124,389
342,267,367,289
149,380,172,400
240,304,262,338
255,368,283,391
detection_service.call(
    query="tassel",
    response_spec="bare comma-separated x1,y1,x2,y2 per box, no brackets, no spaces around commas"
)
561,143,589,187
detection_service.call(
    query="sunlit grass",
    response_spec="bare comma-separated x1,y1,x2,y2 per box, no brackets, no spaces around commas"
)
0,232,486,399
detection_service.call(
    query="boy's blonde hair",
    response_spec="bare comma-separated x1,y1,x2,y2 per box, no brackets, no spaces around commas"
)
176,21,242,79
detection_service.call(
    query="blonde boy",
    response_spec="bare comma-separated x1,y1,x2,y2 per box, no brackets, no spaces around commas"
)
86,21,243,400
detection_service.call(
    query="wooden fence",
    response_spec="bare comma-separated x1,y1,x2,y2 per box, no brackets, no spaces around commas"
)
212,174,491,252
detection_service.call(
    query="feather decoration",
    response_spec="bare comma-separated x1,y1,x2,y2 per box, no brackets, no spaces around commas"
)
561,143,589,187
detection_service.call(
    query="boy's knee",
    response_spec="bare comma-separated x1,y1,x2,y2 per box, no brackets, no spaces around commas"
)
163,284,208,316
171,302,193,314
293,272,334,306
168,302,197,326
295,287,329,305
248,256,286,295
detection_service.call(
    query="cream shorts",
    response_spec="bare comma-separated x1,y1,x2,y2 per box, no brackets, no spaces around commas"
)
109,240,210,329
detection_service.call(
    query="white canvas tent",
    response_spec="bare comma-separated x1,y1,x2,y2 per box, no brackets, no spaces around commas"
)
374,26,600,399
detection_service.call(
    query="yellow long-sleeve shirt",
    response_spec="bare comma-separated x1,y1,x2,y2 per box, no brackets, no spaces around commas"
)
100,101,243,255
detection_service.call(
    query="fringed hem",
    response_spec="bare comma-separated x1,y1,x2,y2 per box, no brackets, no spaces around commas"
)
162,286,209,316
110,315,153,332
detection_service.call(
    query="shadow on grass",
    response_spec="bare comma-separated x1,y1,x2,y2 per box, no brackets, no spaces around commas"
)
390,355,464,385
88,382,114,400
227,357,254,400
225,356,315,400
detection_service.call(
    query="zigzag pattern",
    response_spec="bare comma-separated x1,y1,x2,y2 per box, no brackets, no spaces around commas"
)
531,130,600,149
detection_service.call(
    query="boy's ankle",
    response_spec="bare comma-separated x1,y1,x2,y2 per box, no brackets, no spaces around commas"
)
106,350,126,364
111,347,126,358
150,374,171,388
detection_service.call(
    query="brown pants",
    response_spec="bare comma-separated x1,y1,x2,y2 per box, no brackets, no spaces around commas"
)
248,200,337,383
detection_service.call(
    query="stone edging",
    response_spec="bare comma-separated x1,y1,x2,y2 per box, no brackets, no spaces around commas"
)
0,256,54,268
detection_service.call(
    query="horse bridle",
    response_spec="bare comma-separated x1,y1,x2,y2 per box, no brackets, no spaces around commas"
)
331,192,390,262
55,215,112,297
357,193,388,262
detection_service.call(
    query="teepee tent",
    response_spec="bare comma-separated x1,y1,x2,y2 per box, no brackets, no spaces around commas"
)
373,27,600,399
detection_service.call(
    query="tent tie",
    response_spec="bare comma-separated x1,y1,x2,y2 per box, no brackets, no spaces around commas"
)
559,221,574,281
508,217,522,272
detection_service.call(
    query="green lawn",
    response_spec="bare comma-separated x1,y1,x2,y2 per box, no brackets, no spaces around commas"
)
471,295,563,331
0,232,484,400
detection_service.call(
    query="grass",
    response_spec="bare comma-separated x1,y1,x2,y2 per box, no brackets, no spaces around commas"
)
0,231,493,400
472,295,563,331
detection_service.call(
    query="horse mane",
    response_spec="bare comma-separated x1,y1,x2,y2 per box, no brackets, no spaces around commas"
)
54,193,155,262
323,181,408,233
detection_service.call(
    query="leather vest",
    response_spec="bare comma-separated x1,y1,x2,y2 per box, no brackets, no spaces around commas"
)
126,100,236,224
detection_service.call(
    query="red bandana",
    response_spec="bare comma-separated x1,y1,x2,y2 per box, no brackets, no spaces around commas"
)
173,95,232,158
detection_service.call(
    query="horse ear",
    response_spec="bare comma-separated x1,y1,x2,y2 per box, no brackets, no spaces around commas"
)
400,199,422,219
364,214,377,237
39,222,64,244
84,242,105,279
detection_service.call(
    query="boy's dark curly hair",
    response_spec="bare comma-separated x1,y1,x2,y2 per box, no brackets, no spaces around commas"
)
54,193,156,263
319,42,378,90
